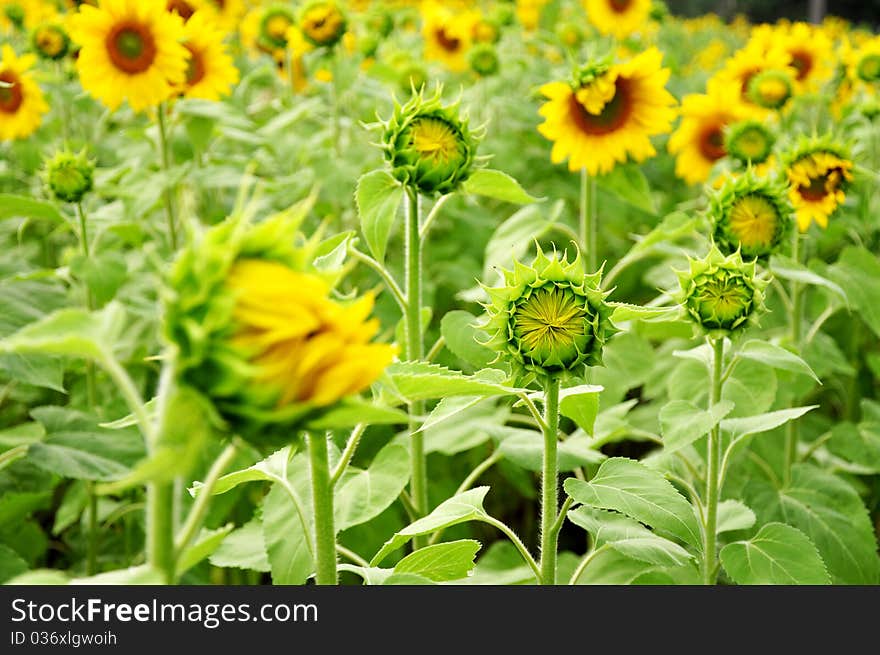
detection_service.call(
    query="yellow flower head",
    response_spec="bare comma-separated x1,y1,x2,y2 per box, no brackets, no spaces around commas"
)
69,0,190,112
785,138,853,232
31,23,70,60
712,38,796,109
538,48,677,176
299,1,346,48
202,0,245,33
583,0,651,40
178,11,238,101
751,22,834,92
166,0,204,22
846,36,880,86
0,44,48,141
668,79,755,186
421,2,475,72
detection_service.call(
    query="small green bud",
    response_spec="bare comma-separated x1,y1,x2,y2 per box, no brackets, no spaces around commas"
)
31,24,70,61
469,44,499,77
45,150,94,203
724,120,775,166
746,69,793,110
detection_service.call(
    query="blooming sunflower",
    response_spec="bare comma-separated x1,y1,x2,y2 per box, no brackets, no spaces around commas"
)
202,0,244,33
166,0,204,22
68,0,189,112
711,39,795,108
1,0,55,34
583,0,651,40
785,138,853,232
178,11,238,101
31,23,70,61
299,1,346,48
0,44,48,141
668,79,753,186
537,48,677,176
845,36,880,87
421,2,475,72
753,22,834,92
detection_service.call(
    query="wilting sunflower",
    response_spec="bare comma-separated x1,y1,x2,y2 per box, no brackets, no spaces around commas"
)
709,170,793,259
668,79,753,185
785,138,853,231
31,23,70,60
178,11,238,101
421,2,475,72
69,0,189,112
538,48,677,176
299,1,346,48
583,0,651,40
0,44,48,141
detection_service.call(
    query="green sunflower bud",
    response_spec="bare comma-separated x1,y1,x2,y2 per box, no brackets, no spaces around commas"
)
746,69,793,110
469,44,500,77
482,246,617,377
724,120,775,166
650,1,670,23
398,64,428,95
709,170,793,259
4,3,24,30
676,246,768,337
556,23,584,50
856,52,880,83
366,10,393,39
31,24,70,61
44,150,94,203
258,5,295,51
299,1,346,49
380,86,480,196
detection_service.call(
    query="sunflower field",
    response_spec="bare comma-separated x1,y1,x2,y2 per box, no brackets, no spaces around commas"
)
0,0,878,588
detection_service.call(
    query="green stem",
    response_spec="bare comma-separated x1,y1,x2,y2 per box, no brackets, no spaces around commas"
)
308,432,337,585
785,230,802,486
156,102,178,251
330,424,366,487
86,481,98,575
540,375,561,586
405,188,428,548
146,362,176,584
579,169,598,272
479,516,541,583
702,337,724,586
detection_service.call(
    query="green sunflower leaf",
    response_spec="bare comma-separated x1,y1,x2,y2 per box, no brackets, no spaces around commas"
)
462,168,541,205
355,169,403,264
720,522,830,585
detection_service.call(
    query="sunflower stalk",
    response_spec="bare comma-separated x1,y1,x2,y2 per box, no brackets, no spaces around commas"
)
540,374,561,585
308,431,337,585
784,230,803,485
702,337,725,585
147,363,178,584
579,168,598,272
156,102,178,251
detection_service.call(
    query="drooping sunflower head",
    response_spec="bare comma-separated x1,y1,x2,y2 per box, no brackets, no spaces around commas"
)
30,23,69,60
538,47,677,176
0,43,48,141
379,86,479,196
583,0,652,40
482,246,616,377
708,170,793,260
724,119,775,166
784,136,854,232
178,11,239,101
44,149,94,203
164,210,397,447
676,246,768,337
299,1,346,48
746,69,794,111
469,43,499,77
68,0,190,112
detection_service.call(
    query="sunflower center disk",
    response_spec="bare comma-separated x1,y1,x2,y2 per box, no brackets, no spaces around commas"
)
729,195,778,248
0,71,23,114
799,174,832,202
570,78,632,135
409,117,460,163
696,281,751,325
698,125,726,161
734,129,769,160
185,45,206,85
435,27,461,53
513,286,587,367
107,23,157,74
609,0,634,12
790,51,812,81
36,28,64,57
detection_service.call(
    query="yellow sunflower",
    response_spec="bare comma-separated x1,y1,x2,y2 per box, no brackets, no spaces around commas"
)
202,0,244,33
752,22,834,92
178,11,238,101
668,80,754,185
421,2,475,72
1,0,56,34
538,48,676,176
583,0,651,40
785,143,853,231
711,39,795,108
0,44,48,141
166,0,205,22
69,0,190,112
845,36,880,87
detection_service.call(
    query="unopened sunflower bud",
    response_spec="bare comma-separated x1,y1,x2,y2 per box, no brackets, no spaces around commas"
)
31,24,70,61
469,44,499,77
482,247,616,377
746,69,793,110
380,86,479,196
299,1,346,48
45,150,94,203
724,120,775,166
709,170,792,259
677,247,767,337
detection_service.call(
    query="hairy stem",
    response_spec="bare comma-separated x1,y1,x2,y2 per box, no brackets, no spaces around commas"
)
156,102,178,251
308,432,337,585
540,375,561,585
702,337,724,585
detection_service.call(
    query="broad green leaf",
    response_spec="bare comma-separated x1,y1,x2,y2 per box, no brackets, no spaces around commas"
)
498,431,605,471
659,399,735,453
307,398,408,430
371,487,490,565
393,539,482,582
262,458,314,585
592,332,655,405
827,421,880,472
721,406,817,442
559,384,603,436
70,565,163,585
737,340,820,383
717,500,756,534
52,481,88,535
568,508,694,567
482,201,563,280
193,446,291,497
209,518,270,572
598,164,655,213
439,310,495,370
0,353,64,392
418,395,486,434
720,522,830,585
746,464,880,584
335,443,410,531
0,194,65,223
770,254,847,302
423,401,506,455
355,170,403,264
0,543,28,584
609,303,682,323
384,361,522,402
177,524,234,575
668,359,777,419
69,251,128,307
337,564,394,585
826,247,880,336
564,457,702,548
382,573,437,585
625,211,697,257
573,547,701,585
462,168,540,204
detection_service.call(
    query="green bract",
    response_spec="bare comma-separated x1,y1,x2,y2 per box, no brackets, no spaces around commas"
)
44,150,94,203
676,246,768,337
724,120,775,165
482,247,616,377
162,211,314,447
709,170,793,259
380,87,480,196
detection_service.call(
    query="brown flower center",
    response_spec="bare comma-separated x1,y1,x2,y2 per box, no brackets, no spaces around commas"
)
106,21,157,74
569,78,633,136
798,173,834,202
167,0,196,21
698,124,726,162
0,71,23,114
435,27,461,53
609,0,634,12
184,44,205,86
790,50,812,81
